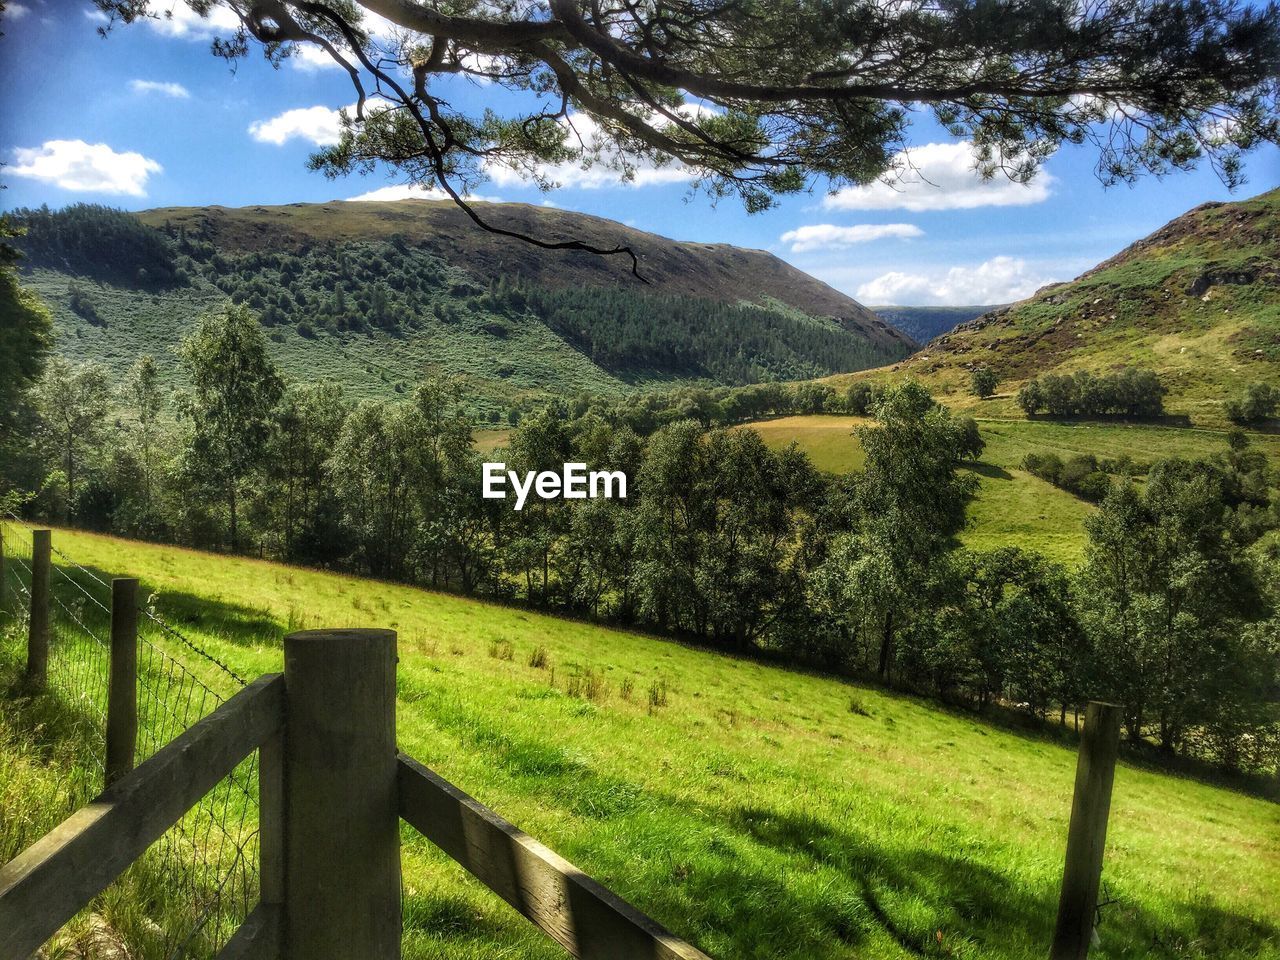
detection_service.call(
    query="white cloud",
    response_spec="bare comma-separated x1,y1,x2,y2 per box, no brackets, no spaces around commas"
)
141,2,241,38
825,142,1054,212
484,112,696,191
248,98,396,147
129,79,191,99
856,256,1053,306
344,184,502,203
7,2,30,20
9,140,162,197
287,10,400,70
780,223,922,253
249,105,344,147
288,44,340,72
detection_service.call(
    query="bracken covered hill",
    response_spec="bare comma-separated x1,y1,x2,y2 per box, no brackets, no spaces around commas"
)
134,199,911,352
868,187,1280,421
12,200,914,415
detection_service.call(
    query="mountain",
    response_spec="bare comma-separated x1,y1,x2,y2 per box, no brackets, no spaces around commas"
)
870,304,1005,343
9,200,912,417
867,187,1280,422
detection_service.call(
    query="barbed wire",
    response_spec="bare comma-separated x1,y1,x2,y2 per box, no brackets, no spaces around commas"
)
5,511,248,689
141,607,248,689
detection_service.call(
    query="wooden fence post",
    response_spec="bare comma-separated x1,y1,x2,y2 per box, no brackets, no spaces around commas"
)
105,578,139,787
283,629,401,960
26,530,51,689
0,522,7,618
1050,701,1122,960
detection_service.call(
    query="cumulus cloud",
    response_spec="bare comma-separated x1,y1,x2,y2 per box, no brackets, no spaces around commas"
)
288,44,341,72
140,2,241,38
780,223,922,253
344,184,502,203
825,142,1054,212
7,2,30,20
9,140,162,197
249,99,398,147
129,79,190,99
856,256,1054,305
249,105,345,147
484,112,697,191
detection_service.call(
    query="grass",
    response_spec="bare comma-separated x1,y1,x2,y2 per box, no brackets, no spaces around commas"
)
824,188,1280,426
2,523,1278,959
737,415,1280,565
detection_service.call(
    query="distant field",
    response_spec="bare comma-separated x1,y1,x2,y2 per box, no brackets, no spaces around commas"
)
3,526,1277,960
737,415,1280,565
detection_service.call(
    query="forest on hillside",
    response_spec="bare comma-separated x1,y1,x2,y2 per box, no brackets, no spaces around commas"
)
3,300,1278,780
9,204,906,389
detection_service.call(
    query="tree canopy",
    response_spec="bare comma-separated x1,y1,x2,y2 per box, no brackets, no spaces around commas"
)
94,0,1280,269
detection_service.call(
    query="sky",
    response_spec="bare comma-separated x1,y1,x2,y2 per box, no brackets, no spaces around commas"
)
2,0,1278,307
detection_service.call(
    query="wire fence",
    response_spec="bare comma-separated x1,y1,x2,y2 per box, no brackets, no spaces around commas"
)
1,515,262,959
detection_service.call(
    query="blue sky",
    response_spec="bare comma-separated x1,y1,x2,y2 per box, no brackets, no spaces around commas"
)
2,0,1277,306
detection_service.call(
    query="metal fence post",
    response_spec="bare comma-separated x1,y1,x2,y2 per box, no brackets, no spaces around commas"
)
105,578,139,787
283,628,401,960
26,530,51,688
1050,701,1122,960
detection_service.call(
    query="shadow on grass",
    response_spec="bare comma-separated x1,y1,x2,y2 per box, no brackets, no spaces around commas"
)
725,803,1279,959
36,556,286,653
406,684,1280,960
964,460,1015,480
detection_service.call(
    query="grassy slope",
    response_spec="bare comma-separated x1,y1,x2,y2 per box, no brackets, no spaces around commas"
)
825,188,1280,426
738,415,1280,565
4,525,1277,960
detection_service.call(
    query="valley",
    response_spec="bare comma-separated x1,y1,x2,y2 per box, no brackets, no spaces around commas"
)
4,164,1280,960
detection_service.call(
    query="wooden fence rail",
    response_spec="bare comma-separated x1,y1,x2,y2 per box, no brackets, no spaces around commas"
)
0,526,1122,960
0,674,286,959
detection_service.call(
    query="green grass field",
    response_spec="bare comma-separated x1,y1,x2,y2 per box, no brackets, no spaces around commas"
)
3,524,1277,960
738,415,1280,565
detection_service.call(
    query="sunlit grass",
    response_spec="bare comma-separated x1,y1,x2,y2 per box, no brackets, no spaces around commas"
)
3,525,1277,959
739,414,1280,565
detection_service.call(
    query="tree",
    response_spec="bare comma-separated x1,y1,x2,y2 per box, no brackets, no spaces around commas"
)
1017,378,1045,416
329,399,426,578
177,306,284,550
35,357,111,514
505,409,574,605
121,355,166,526
0,216,53,444
1077,462,1273,752
268,381,348,561
970,366,998,399
817,380,976,679
95,0,1280,270
1226,382,1280,424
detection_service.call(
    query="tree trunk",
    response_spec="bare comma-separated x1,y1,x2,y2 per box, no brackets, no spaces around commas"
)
229,481,238,552
877,611,894,680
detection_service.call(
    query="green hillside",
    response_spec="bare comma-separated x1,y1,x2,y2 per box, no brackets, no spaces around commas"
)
832,188,1280,424
739,414,1280,564
10,202,911,416
3,525,1277,960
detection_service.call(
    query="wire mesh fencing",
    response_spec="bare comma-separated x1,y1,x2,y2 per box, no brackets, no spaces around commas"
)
0,516,265,959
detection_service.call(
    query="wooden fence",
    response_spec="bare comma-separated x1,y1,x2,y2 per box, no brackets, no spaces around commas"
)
0,528,1121,960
